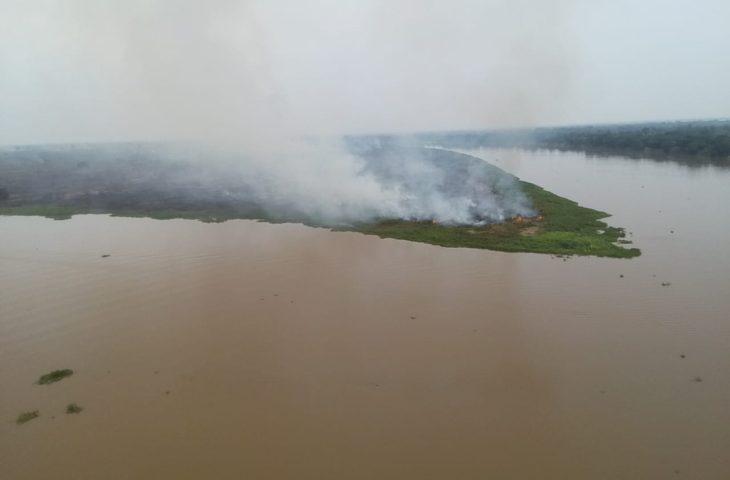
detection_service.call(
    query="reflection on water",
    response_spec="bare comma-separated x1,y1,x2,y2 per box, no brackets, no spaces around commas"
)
0,150,729,479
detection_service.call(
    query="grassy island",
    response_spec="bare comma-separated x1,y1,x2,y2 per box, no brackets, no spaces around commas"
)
0,181,640,258
0,144,639,258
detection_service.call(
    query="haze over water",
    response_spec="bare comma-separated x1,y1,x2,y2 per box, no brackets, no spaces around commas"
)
1,151,728,479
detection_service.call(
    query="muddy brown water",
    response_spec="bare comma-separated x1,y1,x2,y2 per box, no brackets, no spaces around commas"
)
1,149,729,479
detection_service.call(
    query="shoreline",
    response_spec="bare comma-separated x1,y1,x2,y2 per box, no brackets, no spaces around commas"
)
0,178,640,258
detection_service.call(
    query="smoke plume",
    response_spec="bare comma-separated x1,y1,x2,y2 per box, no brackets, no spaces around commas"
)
1,1,570,224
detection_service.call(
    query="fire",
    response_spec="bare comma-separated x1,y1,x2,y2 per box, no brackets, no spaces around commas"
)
513,214,543,224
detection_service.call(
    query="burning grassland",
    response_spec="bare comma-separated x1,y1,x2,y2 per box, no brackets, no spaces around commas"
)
356,181,640,258
0,144,639,258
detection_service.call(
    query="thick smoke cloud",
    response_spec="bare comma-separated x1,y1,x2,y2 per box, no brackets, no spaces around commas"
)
147,139,533,225
0,0,580,142
0,0,576,224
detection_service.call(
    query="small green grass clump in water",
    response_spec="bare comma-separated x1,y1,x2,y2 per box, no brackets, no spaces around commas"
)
66,403,83,414
37,369,74,385
16,410,39,424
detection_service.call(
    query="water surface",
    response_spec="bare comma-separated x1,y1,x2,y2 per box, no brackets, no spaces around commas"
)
1,150,729,479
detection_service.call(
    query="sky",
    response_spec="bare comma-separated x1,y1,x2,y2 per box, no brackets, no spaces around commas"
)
1,0,729,145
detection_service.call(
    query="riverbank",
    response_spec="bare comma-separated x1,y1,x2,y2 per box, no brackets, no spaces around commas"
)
0,179,640,258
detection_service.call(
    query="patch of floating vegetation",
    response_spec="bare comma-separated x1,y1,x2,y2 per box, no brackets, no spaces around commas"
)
16,410,39,425
37,369,74,385
66,403,83,414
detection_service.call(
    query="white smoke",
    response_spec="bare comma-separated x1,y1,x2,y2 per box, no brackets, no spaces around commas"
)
204,140,408,224
159,138,533,225
0,0,547,225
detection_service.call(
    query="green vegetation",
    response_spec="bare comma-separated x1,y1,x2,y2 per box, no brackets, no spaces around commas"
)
66,403,83,414
0,204,266,223
0,203,285,224
37,369,74,385
531,122,730,164
412,120,730,166
0,182,639,258
0,204,80,220
355,181,640,258
16,410,39,424
0,143,639,258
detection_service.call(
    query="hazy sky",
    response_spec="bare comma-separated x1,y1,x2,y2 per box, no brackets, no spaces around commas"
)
1,0,729,145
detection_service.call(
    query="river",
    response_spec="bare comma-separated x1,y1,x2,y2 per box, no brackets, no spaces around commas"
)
1,149,728,479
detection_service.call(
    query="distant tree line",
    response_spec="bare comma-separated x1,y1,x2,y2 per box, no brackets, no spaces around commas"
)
532,121,730,163
406,120,730,166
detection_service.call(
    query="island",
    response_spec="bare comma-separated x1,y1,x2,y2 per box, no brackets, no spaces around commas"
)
0,142,639,258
